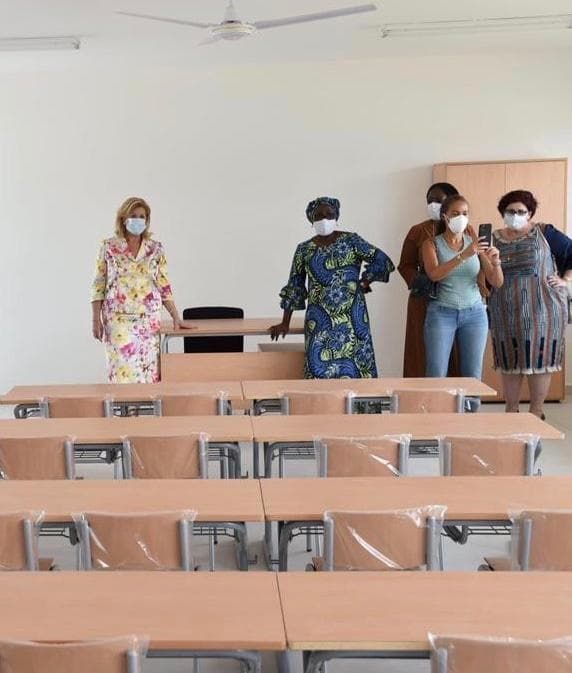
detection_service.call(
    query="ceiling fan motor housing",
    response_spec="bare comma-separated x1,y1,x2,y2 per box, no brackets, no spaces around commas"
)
211,22,256,39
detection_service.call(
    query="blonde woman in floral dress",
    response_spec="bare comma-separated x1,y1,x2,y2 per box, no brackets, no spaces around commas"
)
91,197,191,383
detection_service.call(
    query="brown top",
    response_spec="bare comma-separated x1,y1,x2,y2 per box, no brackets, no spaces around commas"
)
0,479,264,522
0,382,244,406
251,413,563,442
161,317,305,337
261,475,572,521
242,377,496,400
0,416,253,442
0,572,286,650
398,220,436,288
278,572,572,650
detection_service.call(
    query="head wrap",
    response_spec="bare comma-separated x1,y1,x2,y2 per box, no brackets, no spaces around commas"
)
305,196,340,223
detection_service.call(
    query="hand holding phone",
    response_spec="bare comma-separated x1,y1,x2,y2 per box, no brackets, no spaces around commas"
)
478,223,493,247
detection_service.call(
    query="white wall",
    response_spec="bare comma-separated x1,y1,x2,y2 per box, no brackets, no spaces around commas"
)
1,47,571,388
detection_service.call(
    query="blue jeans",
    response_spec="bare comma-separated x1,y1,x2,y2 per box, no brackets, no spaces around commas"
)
424,302,489,379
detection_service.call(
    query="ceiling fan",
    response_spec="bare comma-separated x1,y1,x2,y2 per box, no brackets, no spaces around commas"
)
117,1,378,44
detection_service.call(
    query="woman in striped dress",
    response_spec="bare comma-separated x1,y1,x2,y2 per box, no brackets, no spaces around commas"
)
488,190,572,418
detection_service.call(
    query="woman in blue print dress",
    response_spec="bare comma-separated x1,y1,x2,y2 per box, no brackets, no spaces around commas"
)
270,197,394,378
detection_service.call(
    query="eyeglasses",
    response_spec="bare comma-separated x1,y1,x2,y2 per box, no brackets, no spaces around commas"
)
505,209,529,216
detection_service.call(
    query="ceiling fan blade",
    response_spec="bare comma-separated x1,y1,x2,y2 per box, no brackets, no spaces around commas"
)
198,35,223,46
116,11,213,30
254,3,377,30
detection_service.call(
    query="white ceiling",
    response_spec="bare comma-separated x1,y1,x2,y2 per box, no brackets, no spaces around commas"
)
0,0,571,69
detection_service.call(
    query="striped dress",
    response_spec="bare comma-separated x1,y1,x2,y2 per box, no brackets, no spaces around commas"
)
488,225,567,374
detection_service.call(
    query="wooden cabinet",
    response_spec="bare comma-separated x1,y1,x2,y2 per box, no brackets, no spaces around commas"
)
433,159,568,402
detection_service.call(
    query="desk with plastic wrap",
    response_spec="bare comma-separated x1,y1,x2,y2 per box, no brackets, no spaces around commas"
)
278,572,572,672
0,572,285,672
261,475,572,569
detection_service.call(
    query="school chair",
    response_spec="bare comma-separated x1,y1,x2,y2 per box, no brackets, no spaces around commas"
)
0,437,75,480
0,636,146,673
431,634,572,673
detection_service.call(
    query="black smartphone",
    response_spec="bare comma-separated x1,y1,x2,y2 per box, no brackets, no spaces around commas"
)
478,223,493,247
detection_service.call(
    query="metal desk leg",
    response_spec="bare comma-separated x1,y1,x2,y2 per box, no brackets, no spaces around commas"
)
253,441,260,479
162,335,172,354
277,651,296,673
278,520,322,571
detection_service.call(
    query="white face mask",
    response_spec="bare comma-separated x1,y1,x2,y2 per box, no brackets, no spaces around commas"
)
447,214,469,235
313,218,336,237
125,217,147,236
427,202,442,222
504,213,529,231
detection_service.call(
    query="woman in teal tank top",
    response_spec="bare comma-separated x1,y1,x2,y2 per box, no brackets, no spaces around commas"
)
421,195,504,383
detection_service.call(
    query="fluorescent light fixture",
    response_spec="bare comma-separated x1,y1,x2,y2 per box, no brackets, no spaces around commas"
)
380,14,572,38
0,36,81,52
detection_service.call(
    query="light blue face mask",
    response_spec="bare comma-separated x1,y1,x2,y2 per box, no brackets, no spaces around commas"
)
125,217,146,235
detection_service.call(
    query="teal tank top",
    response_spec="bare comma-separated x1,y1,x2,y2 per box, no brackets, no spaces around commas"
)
434,233,482,309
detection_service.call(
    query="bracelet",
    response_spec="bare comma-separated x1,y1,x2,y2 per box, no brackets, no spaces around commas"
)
456,254,464,264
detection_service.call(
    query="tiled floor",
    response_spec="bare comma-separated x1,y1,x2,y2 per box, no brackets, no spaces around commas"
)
1,399,571,672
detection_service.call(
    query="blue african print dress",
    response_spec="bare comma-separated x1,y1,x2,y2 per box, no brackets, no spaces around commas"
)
280,232,394,379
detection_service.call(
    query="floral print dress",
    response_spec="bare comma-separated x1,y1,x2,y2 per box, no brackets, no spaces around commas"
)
91,237,173,383
280,232,394,378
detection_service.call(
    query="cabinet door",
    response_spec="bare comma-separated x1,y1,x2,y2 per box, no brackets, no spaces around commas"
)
506,160,567,231
438,163,506,229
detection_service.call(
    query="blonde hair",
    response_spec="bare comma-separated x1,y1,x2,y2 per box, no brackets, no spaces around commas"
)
115,197,152,239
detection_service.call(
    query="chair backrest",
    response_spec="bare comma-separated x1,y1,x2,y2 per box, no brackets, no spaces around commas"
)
161,352,305,382
390,389,464,414
513,509,572,571
0,636,146,673
323,507,445,572
41,396,113,418
74,511,196,571
0,437,74,479
431,635,572,673
122,435,208,479
0,511,42,571
315,436,409,477
153,394,227,416
440,435,539,476
183,306,244,353
281,391,355,415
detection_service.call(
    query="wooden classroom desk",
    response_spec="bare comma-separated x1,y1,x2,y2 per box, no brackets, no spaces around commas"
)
0,381,244,405
0,415,253,443
0,479,264,523
262,475,572,569
251,412,563,480
0,382,244,419
261,475,572,522
243,377,496,414
0,572,286,656
278,572,572,657
160,317,305,352
251,413,563,443
0,415,253,479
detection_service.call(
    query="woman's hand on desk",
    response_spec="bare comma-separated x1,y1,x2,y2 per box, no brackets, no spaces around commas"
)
270,322,290,341
175,319,198,330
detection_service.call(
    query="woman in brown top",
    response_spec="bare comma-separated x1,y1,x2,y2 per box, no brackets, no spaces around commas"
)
398,182,459,377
